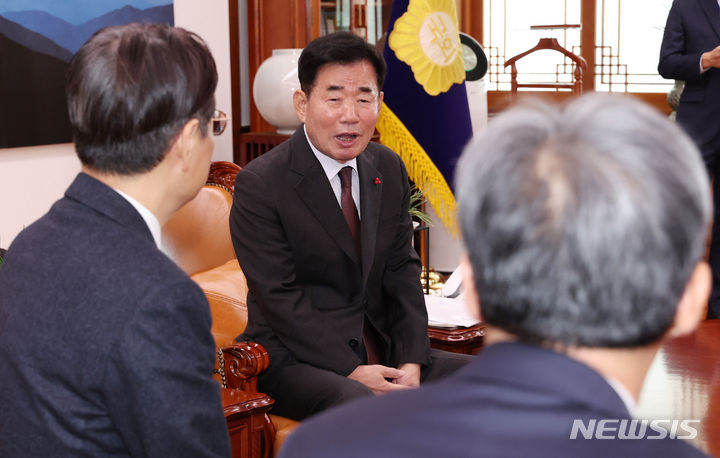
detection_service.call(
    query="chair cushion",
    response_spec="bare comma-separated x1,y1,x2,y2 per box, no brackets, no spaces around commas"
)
191,259,248,348
269,414,300,455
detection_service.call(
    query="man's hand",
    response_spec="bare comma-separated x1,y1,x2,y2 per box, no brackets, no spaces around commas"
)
348,365,412,395
394,363,421,388
701,45,720,70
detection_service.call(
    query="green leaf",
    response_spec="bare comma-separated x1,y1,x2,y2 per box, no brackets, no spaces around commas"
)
409,186,432,225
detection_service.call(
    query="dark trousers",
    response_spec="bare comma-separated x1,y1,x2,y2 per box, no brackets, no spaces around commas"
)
258,348,473,421
701,133,720,319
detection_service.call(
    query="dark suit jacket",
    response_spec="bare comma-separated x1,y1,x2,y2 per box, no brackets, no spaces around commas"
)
659,0,720,146
279,342,708,458
230,127,430,376
0,173,230,457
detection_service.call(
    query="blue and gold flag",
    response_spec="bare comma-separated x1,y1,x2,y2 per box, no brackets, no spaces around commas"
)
378,0,473,236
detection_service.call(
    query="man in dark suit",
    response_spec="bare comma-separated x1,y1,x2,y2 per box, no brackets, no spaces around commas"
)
659,0,720,318
230,32,468,421
278,95,711,457
0,24,230,457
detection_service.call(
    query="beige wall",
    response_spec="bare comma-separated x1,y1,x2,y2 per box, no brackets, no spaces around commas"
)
0,1,234,247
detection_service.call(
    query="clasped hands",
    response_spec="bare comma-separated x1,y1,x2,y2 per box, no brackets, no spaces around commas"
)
702,45,720,70
348,362,421,395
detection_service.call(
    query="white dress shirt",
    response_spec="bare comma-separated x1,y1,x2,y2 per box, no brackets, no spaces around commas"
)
605,375,638,418
304,125,361,219
114,189,162,249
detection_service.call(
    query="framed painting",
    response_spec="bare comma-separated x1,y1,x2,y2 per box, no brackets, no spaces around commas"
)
0,0,174,148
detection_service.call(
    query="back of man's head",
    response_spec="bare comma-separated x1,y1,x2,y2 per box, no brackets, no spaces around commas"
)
456,94,711,348
65,23,218,175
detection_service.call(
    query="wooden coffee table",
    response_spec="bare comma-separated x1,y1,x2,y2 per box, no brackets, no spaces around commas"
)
428,322,485,355
637,319,720,455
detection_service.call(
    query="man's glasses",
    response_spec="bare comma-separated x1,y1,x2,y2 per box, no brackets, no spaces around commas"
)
211,109,230,136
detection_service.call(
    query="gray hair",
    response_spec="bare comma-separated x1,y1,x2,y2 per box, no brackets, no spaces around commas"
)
456,94,711,347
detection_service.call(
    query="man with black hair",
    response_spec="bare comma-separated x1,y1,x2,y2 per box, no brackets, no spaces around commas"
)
230,31,468,421
279,95,710,457
0,23,230,457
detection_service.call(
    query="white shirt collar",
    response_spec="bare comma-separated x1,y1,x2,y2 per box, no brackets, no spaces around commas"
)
114,189,162,249
604,375,638,417
304,124,358,179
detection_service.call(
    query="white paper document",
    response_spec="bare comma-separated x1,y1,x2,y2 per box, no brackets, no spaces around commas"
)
425,294,481,328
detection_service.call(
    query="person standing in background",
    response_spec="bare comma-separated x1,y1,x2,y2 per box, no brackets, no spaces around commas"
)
659,0,720,318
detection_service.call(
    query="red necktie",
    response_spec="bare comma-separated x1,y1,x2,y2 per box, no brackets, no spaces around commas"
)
338,166,380,364
339,166,361,256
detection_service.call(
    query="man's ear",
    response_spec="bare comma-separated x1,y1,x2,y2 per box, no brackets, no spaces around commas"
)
172,118,200,173
293,89,307,123
459,254,482,321
668,261,711,338
376,90,384,115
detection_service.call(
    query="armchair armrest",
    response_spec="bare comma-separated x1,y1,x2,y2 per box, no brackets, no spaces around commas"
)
219,341,270,391
218,341,300,457
221,385,275,458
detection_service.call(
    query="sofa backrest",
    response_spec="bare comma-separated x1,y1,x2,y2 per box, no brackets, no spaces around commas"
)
162,184,236,276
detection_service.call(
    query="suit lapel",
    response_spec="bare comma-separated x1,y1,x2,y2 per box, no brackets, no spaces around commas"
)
291,130,360,265
358,150,382,283
700,0,720,40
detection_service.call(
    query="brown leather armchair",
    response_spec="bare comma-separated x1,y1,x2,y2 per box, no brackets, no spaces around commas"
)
163,161,299,458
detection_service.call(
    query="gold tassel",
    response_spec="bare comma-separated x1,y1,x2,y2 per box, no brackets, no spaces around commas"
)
376,102,458,238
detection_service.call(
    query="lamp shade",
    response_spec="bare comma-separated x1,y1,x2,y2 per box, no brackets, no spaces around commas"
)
252,49,303,134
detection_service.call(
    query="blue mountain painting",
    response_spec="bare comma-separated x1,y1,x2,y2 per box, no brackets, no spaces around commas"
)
4,4,173,55
0,2,174,148
0,0,168,25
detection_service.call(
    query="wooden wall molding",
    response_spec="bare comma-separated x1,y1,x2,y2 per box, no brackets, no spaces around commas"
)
459,0,482,40
228,0,243,157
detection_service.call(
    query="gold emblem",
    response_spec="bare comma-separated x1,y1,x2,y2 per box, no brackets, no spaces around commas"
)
389,0,465,95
